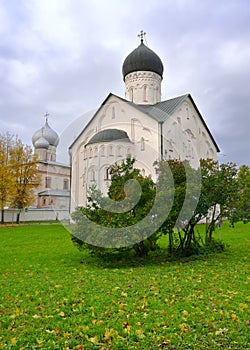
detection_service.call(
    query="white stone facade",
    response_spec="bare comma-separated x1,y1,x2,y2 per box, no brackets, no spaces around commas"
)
69,94,218,213
124,71,162,104
35,145,57,162
32,119,70,210
33,161,70,209
162,99,217,166
69,38,219,214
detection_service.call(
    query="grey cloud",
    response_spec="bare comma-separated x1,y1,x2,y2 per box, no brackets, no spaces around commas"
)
0,0,249,166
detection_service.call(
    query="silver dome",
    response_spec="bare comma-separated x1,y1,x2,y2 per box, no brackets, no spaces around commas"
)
34,136,50,149
32,120,59,147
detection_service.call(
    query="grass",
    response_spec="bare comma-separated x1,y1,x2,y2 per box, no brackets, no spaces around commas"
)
0,222,249,349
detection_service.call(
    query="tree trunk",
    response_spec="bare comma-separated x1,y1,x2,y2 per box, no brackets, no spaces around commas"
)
169,230,173,254
1,209,4,224
16,210,20,224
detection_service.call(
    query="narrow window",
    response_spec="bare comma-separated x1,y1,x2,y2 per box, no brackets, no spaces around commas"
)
45,177,51,188
141,137,145,151
112,106,115,119
109,145,113,156
117,146,123,157
83,149,87,159
129,87,133,101
89,148,93,158
90,170,95,182
104,168,110,181
100,145,105,157
155,86,159,102
143,85,148,102
63,179,69,190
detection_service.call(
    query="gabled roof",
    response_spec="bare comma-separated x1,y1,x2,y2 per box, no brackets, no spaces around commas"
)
134,94,220,152
130,94,189,122
69,92,219,152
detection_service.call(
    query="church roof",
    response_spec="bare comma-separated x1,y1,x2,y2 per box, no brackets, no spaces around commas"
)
129,93,220,152
133,94,189,122
86,129,131,145
69,93,219,152
122,41,164,80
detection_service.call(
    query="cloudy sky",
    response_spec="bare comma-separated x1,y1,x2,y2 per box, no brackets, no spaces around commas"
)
0,0,249,165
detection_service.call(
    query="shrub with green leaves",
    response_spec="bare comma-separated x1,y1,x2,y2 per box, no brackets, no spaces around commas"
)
72,157,242,258
72,157,159,257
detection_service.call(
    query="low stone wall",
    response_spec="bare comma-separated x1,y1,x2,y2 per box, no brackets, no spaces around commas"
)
3,208,70,223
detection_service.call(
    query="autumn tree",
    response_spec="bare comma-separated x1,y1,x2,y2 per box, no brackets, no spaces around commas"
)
235,165,250,224
0,133,16,223
9,138,40,224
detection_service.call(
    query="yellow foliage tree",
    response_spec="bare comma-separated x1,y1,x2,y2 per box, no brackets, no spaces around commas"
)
9,138,40,224
0,133,16,223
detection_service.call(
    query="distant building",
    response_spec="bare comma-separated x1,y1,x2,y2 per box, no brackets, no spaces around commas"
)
32,115,70,209
69,32,219,213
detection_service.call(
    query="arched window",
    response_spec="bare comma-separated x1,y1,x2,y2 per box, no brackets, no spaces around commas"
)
90,169,95,182
112,106,115,119
63,179,69,190
109,145,114,156
83,149,87,159
143,85,148,102
141,137,145,151
104,167,110,181
155,86,159,102
100,145,105,157
89,148,93,158
117,146,123,157
45,177,51,188
129,87,133,101
82,172,86,186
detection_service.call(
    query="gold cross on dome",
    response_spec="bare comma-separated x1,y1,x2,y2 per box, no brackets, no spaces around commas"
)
138,30,146,43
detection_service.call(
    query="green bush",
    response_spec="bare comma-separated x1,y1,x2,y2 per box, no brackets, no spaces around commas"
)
71,158,160,257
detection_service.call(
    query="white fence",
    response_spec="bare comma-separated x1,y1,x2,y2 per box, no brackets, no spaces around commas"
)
3,208,70,223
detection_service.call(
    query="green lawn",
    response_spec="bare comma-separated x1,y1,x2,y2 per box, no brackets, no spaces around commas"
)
0,223,249,349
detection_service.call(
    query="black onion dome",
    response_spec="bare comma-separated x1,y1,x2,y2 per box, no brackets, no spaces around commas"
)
86,129,130,145
122,42,164,80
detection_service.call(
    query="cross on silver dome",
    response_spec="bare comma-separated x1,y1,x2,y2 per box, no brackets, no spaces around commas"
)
138,30,146,43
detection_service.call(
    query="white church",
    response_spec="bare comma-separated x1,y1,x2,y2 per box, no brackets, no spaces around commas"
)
32,114,70,210
69,32,219,213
